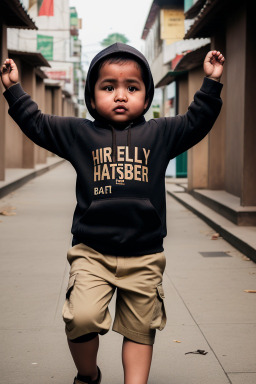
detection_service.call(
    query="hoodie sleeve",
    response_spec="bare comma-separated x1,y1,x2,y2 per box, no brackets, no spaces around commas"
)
162,77,223,160
3,83,81,160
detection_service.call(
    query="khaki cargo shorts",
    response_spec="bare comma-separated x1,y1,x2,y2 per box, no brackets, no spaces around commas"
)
62,243,167,345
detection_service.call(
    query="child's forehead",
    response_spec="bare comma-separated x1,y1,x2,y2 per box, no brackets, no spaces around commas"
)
98,60,143,78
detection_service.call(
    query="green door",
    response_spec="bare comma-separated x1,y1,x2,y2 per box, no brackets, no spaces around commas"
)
176,151,187,178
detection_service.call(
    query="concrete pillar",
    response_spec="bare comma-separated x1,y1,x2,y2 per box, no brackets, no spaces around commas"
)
242,2,256,206
225,6,246,198
53,87,62,116
45,86,53,114
207,32,226,189
20,63,36,168
0,23,7,180
35,76,47,164
178,75,188,114
187,67,209,191
5,58,24,168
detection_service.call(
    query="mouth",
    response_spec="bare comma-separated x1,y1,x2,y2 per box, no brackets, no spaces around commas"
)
113,105,127,113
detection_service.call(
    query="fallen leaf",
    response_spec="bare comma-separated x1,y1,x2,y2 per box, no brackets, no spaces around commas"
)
244,290,256,293
0,206,16,216
211,233,220,240
173,340,182,343
242,256,250,261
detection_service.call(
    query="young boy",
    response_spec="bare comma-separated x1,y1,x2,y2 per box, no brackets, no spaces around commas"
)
1,43,224,384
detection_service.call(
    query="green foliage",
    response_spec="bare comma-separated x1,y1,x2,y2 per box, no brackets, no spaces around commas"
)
100,33,129,47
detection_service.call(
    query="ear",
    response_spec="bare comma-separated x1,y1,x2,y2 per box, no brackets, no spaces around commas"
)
91,98,96,109
144,98,149,110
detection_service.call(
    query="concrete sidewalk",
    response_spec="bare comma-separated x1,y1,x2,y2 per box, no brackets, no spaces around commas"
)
0,157,65,199
165,179,256,263
0,162,255,384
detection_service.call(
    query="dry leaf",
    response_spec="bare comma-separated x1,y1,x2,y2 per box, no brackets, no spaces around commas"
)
0,206,16,216
242,256,250,261
244,290,256,293
173,340,182,343
211,233,220,240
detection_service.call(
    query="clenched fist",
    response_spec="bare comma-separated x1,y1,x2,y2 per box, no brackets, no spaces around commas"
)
204,50,225,82
0,59,19,90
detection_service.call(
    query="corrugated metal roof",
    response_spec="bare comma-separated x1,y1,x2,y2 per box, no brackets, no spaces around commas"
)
184,0,206,19
174,43,210,70
1,0,37,30
155,70,187,87
184,0,233,39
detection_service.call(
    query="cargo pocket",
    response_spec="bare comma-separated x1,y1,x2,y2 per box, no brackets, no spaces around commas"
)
150,283,167,331
62,273,77,328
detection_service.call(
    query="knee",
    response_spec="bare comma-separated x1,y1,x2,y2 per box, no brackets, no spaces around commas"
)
72,306,101,330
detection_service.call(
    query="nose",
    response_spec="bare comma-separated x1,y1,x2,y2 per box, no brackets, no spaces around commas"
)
114,89,127,102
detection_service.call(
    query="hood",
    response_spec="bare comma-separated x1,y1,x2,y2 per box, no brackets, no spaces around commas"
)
84,43,154,121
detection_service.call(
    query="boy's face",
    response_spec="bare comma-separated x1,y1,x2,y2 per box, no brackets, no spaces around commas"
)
91,60,148,126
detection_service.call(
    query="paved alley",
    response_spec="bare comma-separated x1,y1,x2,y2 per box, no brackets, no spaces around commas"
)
0,162,255,384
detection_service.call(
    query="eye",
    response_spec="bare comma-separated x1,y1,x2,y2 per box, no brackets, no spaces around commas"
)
128,86,137,93
104,85,114,92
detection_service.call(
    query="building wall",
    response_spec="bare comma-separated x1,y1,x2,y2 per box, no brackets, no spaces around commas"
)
242,1,256,206
178,75,188,114
225,5,246,198
207,32,226,190
0,23,8,179
7,0,70,62
35,76,47,164
187,66,209,190
5,58,24,168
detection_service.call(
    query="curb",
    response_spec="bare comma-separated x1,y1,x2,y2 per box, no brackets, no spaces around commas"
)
0,159,65,199
167,189,256,263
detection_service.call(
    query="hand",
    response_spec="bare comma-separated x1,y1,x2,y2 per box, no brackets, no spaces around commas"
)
203,50,225,82
0,58,19,90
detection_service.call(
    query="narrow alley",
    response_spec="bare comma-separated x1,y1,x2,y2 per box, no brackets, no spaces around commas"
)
0,162,255,384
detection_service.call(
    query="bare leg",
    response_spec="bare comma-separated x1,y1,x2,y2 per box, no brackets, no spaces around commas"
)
68,335,99,380
122,338,153,384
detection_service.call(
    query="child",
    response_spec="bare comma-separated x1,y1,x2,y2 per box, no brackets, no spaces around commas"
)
1,43,224,384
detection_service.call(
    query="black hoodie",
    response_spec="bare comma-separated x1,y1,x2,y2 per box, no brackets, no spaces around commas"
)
4,43,223,256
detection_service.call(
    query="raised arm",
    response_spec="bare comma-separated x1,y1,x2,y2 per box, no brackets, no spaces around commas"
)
162,50,225,160
1,59,81,160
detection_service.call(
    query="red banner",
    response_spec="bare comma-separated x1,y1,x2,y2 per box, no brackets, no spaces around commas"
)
38,0,54,16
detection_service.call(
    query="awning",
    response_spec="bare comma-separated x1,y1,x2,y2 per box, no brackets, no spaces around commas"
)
35,67,48,80
1,0,37,30
184,0,233,39
174,44,211,71
184,0,206,19
8,50,51,68
155,70,187,88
